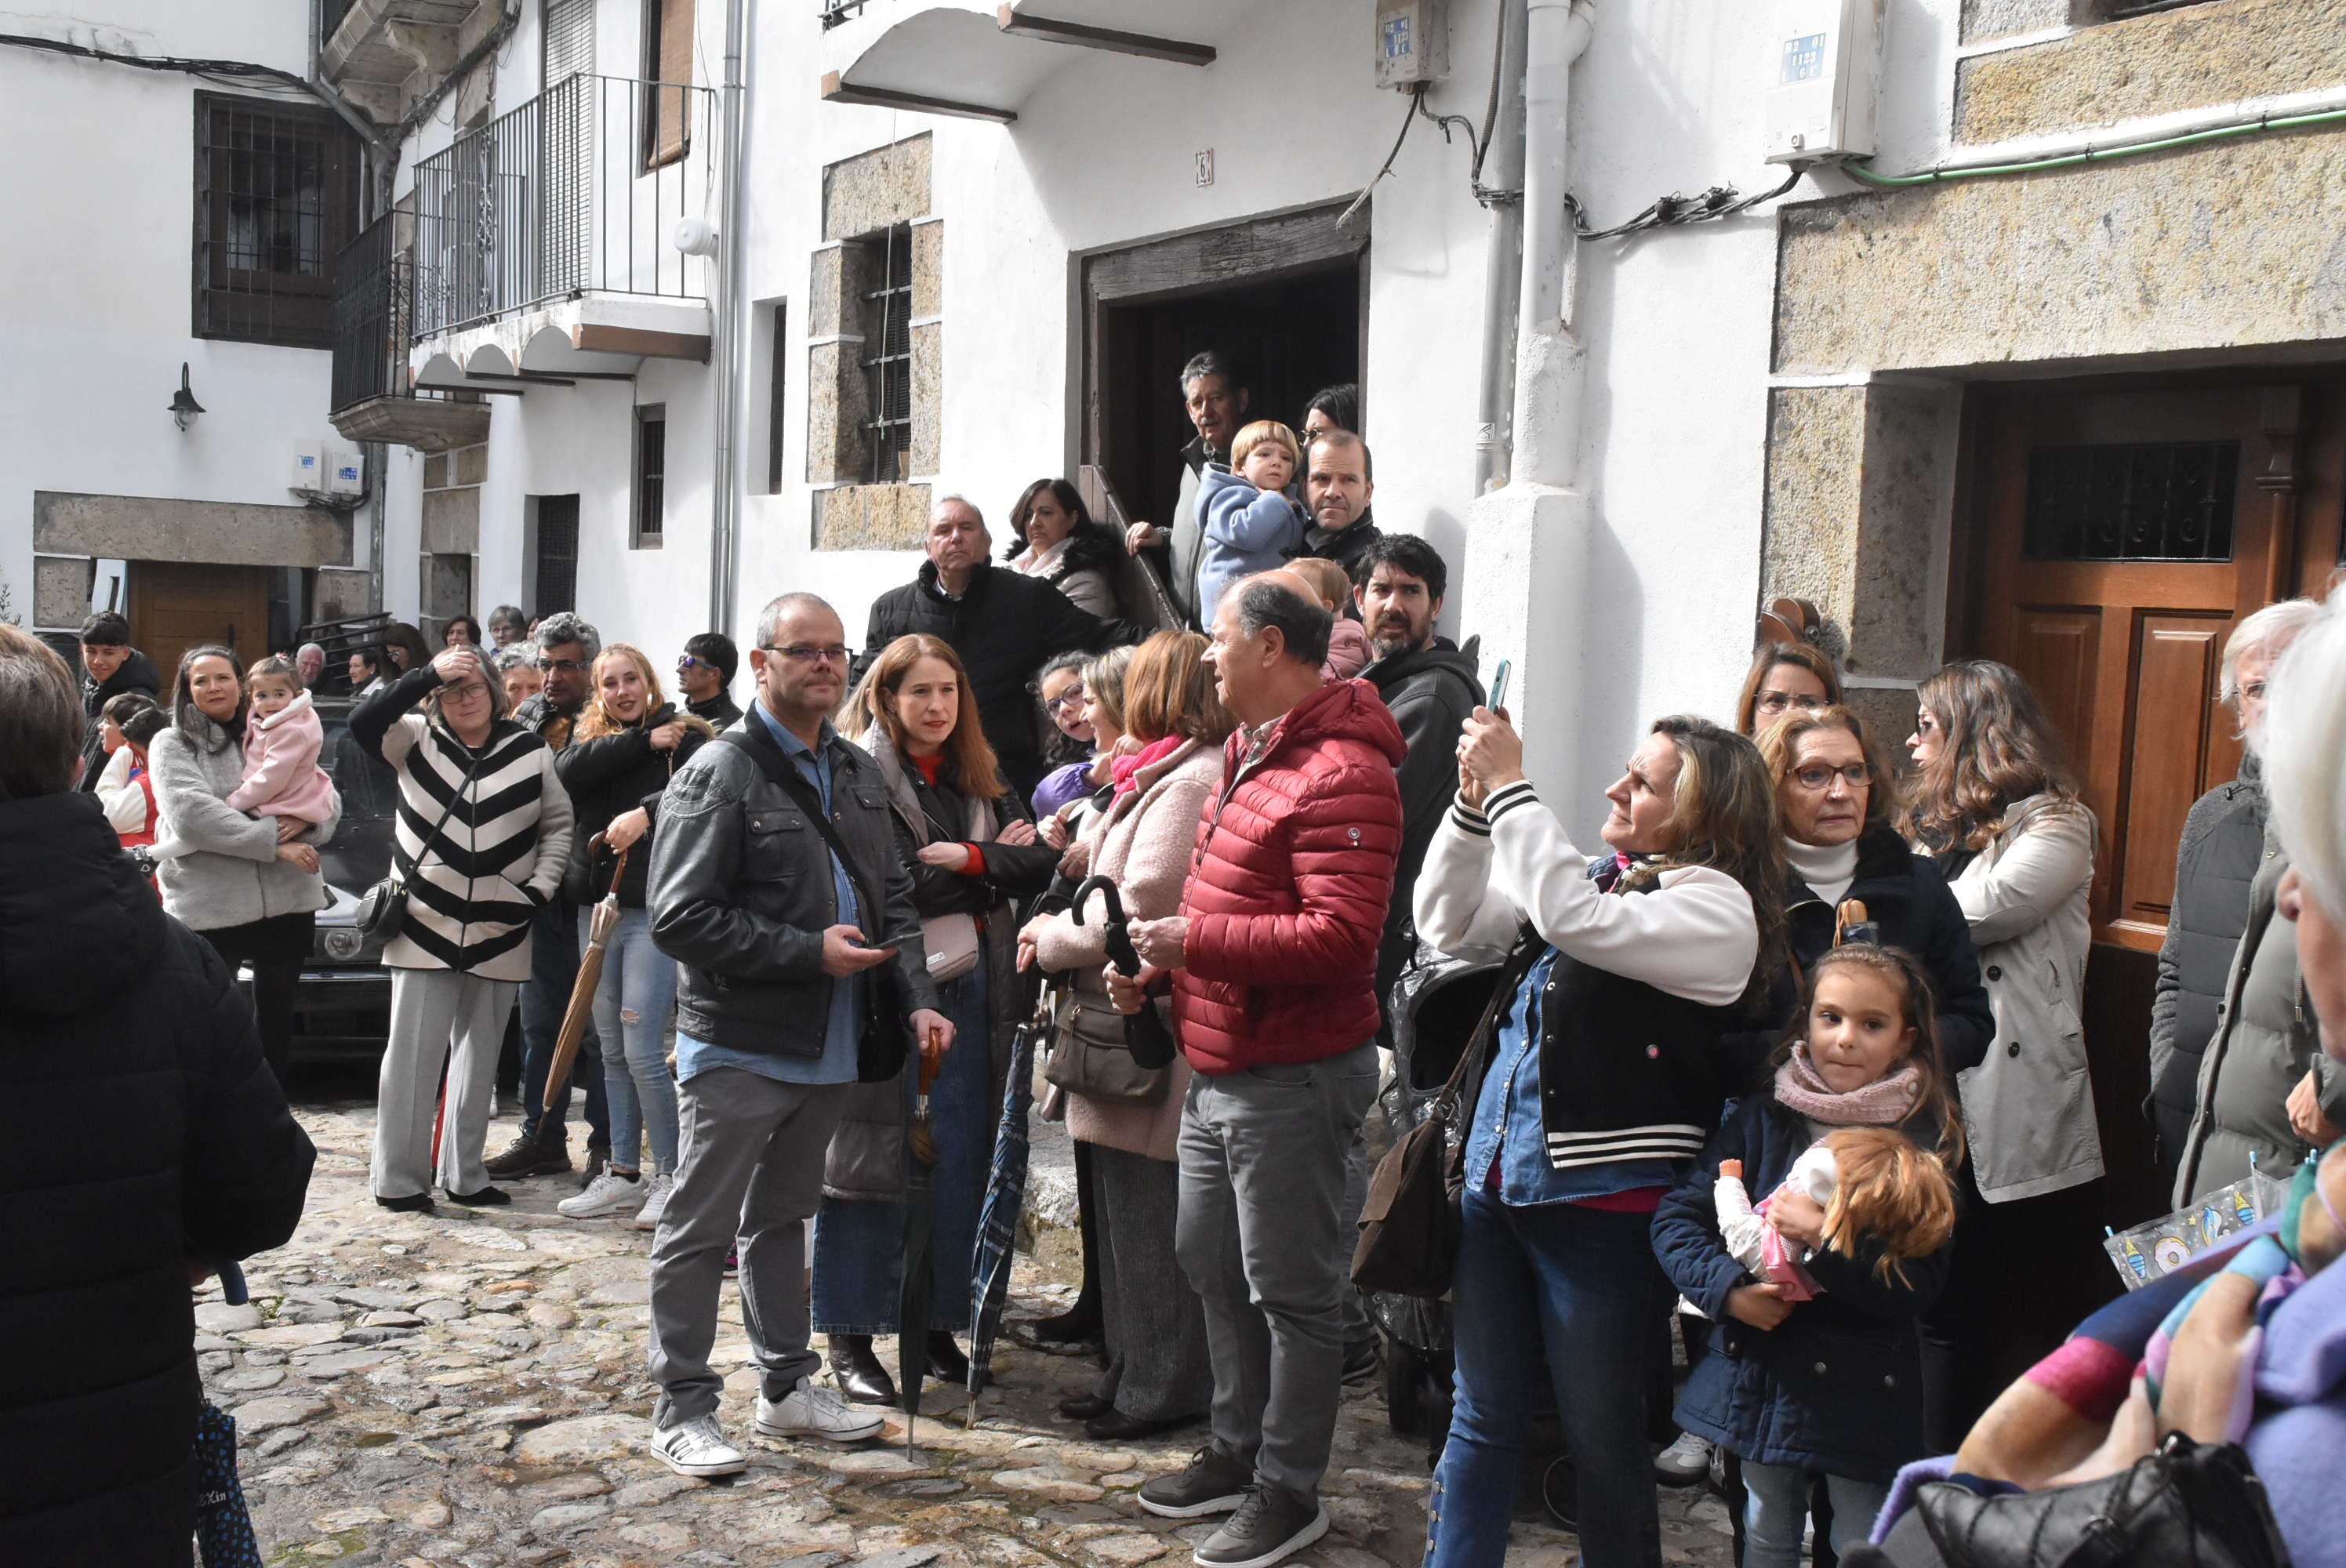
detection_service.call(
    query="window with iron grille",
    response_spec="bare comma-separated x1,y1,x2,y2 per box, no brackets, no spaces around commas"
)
768,301,790,493
2023,441,2239,562
634,406,667,547
860,228,914,485
194,94,360,349
535,495,582,612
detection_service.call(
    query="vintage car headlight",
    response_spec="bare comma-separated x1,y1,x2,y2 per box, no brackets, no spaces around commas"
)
321,927,366,961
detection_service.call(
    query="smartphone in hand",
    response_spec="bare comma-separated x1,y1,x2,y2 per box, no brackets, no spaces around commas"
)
1488,658,1513,715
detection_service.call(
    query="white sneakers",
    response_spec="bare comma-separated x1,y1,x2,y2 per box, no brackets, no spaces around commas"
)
650,1379,882,1476
758,1377,887,1443
630,1171,675,1232
650,1414,746,1477
559,1169,645,1219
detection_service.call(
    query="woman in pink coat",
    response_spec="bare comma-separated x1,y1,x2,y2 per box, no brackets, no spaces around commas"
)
1019,630,1234,1441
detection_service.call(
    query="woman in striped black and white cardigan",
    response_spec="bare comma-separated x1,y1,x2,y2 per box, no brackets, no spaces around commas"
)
351,646,574,1210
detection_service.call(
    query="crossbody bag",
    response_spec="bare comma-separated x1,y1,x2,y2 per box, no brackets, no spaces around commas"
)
354,731,486,942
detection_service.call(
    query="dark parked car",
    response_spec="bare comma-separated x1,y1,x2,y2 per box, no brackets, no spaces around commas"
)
289,699,397,1053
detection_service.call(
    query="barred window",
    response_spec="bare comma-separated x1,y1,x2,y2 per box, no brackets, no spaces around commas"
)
194,94,360,349
535,495,581,614
634,406,667,548
860,227,914,485
2023,441,2239,563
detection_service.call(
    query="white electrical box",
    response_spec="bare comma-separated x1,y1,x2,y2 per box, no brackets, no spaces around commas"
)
289,441,325,492
327,446,364,496
1764,0,1883,165
1376,0,1448,89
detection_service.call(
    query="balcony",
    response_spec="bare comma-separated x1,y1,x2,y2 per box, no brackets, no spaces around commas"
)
406,73,716,393
328,216,489,452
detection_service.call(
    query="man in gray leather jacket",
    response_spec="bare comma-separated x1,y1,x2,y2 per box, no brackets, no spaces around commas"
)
642,591,950,1477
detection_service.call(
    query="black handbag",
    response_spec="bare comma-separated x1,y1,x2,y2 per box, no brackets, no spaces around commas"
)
1350,946,1522,1298
354,737,483,942
1862,1433,2293,1568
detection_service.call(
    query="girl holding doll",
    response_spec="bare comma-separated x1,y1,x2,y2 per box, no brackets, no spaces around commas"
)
1651,944,1964,1568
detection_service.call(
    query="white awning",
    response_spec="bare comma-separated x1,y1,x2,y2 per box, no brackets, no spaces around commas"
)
818,0,1242,124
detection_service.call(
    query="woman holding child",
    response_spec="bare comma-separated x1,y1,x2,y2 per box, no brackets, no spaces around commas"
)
1414,706,1782,1568
148,646,341,1086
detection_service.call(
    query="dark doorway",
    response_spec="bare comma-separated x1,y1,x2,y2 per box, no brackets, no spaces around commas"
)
1081,203,1366,533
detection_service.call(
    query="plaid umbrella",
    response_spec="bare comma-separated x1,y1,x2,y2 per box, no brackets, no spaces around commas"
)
966,985,1051,1425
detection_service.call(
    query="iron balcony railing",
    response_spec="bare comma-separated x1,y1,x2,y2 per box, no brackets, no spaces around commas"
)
821,0,870,27
409,72,714,341
330,215,409,412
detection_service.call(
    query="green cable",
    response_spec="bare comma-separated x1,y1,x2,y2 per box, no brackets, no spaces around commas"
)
1841,103,2346,186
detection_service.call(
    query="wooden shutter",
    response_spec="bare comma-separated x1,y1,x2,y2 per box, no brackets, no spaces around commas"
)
648,0,693,168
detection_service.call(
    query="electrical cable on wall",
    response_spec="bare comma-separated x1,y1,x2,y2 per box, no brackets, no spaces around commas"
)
1566,167,1803,241
1844,102,2346,186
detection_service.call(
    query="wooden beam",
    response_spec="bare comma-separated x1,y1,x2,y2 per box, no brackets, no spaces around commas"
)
819,70,1017,125
570,323,714,361
994,5,1215,67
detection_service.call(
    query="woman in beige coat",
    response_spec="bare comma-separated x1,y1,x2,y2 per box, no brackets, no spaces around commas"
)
1021,630,1233,1440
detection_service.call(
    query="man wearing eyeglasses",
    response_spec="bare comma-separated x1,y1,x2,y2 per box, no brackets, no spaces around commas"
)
484,610,612,1188
643,591,951,1475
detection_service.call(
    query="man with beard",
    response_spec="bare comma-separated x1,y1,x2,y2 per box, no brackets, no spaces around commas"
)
1355,534,1483,1003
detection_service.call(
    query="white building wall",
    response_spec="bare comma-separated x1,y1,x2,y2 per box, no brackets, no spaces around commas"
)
0,0,361,637
378,0,1970,815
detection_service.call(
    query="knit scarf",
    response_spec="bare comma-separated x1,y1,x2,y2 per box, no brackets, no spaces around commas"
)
1772,1042,1923,1127
1112,735,1183,798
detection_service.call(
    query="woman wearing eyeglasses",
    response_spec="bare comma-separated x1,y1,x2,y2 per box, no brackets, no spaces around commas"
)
1028,652,1097,820
1900,659,2105,1450
1734,640,1843,738
350,644,575,1212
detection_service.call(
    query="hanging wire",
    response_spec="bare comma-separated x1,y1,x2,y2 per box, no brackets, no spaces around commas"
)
1337,83,1428,232
1565,166,1803,241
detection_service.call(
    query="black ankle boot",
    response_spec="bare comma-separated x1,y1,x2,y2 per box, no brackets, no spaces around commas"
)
926,1330,971,1385
827,1334,896,1406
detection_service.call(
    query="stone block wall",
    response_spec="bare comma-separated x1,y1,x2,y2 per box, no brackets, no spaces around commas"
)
808,135,938,553
419,440,485,635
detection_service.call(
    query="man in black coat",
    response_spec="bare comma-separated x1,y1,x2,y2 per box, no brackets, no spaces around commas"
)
1354,534,1483,1004
0,622,315,1565
1295,432,1382,588
75,609,162,792
861,495,1134,799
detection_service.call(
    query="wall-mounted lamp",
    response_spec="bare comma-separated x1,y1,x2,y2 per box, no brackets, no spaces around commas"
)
169,363,205,432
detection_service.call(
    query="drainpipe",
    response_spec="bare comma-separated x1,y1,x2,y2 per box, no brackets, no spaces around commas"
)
1510,0,1594,488
1472,0,1528,495
707,0,752,631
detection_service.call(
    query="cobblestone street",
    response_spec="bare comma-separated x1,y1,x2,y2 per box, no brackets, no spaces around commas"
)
205,1091,1738,1568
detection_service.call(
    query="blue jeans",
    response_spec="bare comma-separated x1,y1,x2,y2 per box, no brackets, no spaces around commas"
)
520,900,607,1145
1426,1187,1669,1568
809,963,992,1334
582,908,680,1174
1741,1461,1888,1568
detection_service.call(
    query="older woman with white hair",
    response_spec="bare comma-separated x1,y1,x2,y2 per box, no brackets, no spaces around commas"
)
2149,598,2326,1196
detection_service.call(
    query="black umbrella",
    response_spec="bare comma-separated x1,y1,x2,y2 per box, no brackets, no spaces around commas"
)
897,1037,943,1454
967,984,1050,1426
1070,875,1176,1069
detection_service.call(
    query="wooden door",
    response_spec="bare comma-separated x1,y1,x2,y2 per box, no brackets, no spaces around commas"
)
129,561,274,684
1966,379,2346,1218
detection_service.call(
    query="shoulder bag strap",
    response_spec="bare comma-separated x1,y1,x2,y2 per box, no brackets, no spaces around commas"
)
1431,923,1544,1123
714,728,889,938
395,726,489,883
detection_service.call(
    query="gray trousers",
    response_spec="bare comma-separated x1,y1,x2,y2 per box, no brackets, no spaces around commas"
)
648,1065,848,1428
373,967,518,1201
1175,1041,1380,1499
1093,1144,1214,1421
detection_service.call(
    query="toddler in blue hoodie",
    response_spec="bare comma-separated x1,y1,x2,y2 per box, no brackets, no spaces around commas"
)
1196,419,1303,621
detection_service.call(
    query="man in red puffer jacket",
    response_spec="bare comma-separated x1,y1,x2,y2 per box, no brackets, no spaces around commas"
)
1110,574,1403,1568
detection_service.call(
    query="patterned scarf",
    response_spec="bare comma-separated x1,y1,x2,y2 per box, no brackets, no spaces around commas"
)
1772,1042,1923,1127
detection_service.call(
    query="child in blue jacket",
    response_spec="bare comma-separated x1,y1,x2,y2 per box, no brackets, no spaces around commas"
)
1194,419,1302,621
1652,945,1965,1568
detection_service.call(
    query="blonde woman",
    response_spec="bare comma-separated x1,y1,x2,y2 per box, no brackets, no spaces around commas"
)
554,644,713,1230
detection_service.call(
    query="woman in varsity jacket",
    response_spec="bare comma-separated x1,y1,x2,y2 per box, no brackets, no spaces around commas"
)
352,644,575,1213
1413,710,1783,1568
